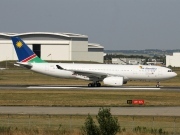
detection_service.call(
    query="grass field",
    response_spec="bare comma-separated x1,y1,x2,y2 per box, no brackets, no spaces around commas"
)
0,89,180,106
0,114,179,135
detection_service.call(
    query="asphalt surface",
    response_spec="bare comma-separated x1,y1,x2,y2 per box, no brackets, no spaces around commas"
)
0,106,180,116
0,85,180,91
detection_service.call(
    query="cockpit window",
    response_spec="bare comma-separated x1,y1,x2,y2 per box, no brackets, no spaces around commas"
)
168,70,172,72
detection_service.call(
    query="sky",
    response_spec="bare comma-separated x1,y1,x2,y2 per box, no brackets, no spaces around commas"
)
0,0,180,50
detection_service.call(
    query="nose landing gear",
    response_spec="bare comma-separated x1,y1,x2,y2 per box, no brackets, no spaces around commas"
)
156,82,160,88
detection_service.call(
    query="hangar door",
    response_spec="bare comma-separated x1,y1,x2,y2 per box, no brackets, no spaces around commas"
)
33,44,41,58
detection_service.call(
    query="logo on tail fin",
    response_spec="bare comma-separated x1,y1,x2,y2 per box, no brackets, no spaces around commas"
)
16,41,23,48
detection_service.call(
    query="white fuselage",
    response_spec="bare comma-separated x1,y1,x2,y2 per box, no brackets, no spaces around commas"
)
29,63,177,82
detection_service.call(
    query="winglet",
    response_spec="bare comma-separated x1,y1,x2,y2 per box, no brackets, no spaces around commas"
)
11,36,46,63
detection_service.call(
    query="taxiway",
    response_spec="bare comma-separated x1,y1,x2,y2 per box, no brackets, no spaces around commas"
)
0,106,179,116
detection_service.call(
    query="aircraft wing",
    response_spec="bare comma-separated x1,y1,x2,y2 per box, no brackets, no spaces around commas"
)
56,65,126,79
71,69,107,78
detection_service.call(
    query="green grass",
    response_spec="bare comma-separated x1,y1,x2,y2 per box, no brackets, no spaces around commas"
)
0,90,179,106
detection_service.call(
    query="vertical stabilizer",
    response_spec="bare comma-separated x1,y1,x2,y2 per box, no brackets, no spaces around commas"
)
11,36,46,63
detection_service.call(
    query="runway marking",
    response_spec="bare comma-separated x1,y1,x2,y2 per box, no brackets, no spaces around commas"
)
85,87,161,90
27,86,79,89
27,86,161,90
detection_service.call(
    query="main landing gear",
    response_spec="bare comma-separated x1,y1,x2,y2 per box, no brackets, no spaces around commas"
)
156,82,160,88
88,82,101,87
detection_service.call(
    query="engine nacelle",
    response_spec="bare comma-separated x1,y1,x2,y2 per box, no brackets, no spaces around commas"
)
103,76,124,86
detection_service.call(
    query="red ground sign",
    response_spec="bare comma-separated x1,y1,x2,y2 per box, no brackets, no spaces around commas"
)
132,100,144,105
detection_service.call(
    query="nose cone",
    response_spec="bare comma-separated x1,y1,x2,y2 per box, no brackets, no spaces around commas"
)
166,72,177,79
173,72,177,77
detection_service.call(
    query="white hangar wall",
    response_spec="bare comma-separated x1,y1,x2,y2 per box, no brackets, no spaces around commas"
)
166,52,180,67
88,43,104,63
42,44,70,61
0,41,16,61
0,32,104,63
88,52,104,63
71,40,88,61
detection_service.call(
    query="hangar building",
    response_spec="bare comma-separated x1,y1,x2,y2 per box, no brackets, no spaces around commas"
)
0,32,104,63
112,58,143,65
166,52,180,67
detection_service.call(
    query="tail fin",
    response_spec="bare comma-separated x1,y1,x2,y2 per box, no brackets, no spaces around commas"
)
11,36,46,63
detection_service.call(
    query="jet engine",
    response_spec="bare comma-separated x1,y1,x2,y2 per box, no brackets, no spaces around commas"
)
103,76,124,86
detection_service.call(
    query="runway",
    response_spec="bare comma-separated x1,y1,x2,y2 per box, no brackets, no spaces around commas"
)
27,86,161,90
0,106,179,116
0,85,180,91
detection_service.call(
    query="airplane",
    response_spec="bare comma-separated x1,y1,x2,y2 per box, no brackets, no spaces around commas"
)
11,36,177,87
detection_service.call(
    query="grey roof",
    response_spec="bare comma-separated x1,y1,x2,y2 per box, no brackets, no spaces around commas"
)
88,43,104,49
0,32,88,38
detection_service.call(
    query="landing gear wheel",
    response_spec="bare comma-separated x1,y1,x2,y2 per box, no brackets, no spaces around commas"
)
156,84,159,88
88,83,95,87
156,82,160,88
91,83,95,87
88,82,101,87
88,83,91,87
97,83,101,87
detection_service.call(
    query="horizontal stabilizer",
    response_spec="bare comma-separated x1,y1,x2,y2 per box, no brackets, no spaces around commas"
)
14,62,32,69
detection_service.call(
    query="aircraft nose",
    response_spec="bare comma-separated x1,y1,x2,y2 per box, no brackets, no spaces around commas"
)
171,72,177,77
172,72,177,77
